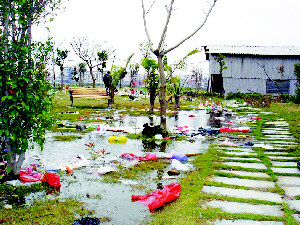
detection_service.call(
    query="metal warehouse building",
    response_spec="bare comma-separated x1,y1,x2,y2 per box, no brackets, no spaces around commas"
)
203,45,300,95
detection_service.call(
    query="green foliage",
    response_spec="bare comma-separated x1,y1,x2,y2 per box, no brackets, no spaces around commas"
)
110,65,127,89
97,50,109,73
0,0,58,174
141,58,159,93
293,63,300,104
215,53,227,74
55,48,69,68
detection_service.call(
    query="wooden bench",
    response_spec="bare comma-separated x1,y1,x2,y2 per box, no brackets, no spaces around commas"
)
69,87,110,107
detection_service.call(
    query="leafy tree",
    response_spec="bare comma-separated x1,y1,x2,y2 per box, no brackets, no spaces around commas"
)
71,37,110,88
165,50,199,108
129,63,139,87
294,63,300,104
191,67,203,95
104,54,133,103
55,48,69,89
141,0,217,132
0,0,61,176
78,62,87,86
141,58,159,112
71,66,79,82
215,53,227,75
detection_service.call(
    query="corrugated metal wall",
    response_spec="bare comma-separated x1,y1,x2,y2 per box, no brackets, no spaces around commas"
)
209,53,300,95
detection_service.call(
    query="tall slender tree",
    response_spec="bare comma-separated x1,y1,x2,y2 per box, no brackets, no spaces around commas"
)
141,0,217,133
55,48,69,89
0,0,62,176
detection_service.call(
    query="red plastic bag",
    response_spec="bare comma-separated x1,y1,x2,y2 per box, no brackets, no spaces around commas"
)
132,182,181,211
41,172,61,187
220,127,249,133
20,170,43,182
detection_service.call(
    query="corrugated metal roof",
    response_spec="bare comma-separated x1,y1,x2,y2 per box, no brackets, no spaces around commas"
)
203,45,300,56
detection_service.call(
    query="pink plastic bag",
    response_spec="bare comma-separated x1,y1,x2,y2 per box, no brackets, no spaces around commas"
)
121,153,157,161
132,182,181,211
20,170,43,182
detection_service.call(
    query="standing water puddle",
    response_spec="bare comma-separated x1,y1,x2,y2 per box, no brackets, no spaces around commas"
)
3,110,218,224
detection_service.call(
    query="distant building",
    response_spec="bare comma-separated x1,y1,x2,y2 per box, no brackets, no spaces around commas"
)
203,45,300,95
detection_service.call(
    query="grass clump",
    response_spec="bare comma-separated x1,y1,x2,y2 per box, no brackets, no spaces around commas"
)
53,135,82,141
0,199,94,225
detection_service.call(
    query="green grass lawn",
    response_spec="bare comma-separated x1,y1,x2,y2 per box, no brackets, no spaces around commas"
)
1,92,299,224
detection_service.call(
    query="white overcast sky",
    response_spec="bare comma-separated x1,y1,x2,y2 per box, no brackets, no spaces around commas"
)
32,0,300,74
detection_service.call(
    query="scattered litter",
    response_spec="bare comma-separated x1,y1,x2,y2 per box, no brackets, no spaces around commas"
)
171,159,190,171
220,127,250,132
73,217,100,225
166,151,188,161
132,182,181,211
198,127,221,136
119,179,138,185
251,117,262,120
76,125,86,131
4,205,12,209
167,170,180,176
41,172,61,187
91,166,116,175
221,140,237,146
120,152,157,161
155,134,163,140
108,136,127,144
20,165,43,182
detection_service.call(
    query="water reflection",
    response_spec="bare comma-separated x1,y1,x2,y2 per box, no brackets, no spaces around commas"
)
4,110,213,225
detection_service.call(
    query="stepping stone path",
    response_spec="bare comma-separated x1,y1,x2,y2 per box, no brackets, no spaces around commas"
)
201,114,300,224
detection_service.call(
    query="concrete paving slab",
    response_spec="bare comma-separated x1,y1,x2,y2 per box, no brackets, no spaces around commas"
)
262,128,289,131
265,141,296,144
210,219,284,225
265,121,289,125
203,200,284,216
264,152,289,155
217,170,270,178
281,186,300,197
268,156,299,160
221,157,260,162
263,135,295,139
285,200,300,211
271,167,300,174
293,214,300,222
223,151,257,156
271,161,297,167
277,176,300,187
202,185,282,203
261,130,292,135
210,176,275,189
221,147,254,152
224,162,267,169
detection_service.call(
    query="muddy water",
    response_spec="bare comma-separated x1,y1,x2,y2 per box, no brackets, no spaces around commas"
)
22,110,212,224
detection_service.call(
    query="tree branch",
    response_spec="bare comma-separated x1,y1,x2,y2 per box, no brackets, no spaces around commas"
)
141,0,154,53
163,0,217,54
157,0,175,53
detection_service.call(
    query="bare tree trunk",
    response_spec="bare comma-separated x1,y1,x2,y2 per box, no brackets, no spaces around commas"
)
174,94,180,108
89,66,96,88
60,69,64,89
149,92,155,113
5,141,26,176
157,54,167,133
